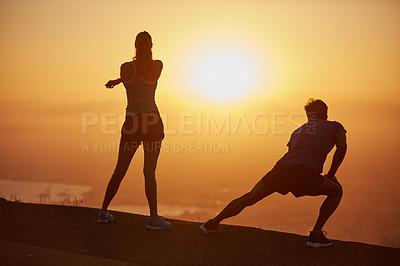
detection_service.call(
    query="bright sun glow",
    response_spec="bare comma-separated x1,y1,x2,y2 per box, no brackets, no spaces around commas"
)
190,48,258,102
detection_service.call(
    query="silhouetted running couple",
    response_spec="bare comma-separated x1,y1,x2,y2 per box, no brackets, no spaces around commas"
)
98,31,347,248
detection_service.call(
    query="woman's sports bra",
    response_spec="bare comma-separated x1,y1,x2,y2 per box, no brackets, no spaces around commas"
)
123,61,159,115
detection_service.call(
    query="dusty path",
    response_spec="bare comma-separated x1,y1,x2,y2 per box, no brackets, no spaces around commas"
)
1,199,399,265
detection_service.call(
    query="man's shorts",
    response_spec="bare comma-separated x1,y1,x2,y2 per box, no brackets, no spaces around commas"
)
121,112,164,145
261,163,324,198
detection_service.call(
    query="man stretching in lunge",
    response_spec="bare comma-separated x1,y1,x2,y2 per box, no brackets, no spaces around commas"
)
200,99,347,248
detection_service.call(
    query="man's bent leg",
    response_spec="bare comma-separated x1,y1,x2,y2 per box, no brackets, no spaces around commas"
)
309,177,343,234
213,180,274,224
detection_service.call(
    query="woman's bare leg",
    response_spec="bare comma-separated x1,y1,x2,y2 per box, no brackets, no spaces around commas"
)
143,141,162,219
101,140,138,211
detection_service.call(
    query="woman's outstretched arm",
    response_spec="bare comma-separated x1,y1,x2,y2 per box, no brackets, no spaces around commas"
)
105,62,135,89
105,78,122,89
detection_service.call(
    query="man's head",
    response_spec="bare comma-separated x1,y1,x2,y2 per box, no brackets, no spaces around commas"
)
304,98,328,120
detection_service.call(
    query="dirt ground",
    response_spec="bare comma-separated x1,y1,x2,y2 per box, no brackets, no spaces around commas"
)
1,198,399,265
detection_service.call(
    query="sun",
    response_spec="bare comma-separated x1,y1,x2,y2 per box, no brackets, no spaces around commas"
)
189,47,259,102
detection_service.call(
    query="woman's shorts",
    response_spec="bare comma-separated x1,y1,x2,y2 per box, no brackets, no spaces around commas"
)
121,112,164,144
261,163,324,198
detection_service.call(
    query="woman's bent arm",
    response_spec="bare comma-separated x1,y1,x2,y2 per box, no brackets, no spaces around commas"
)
105,78,122,89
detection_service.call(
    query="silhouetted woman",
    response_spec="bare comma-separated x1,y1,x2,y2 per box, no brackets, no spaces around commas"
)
98,31,171,230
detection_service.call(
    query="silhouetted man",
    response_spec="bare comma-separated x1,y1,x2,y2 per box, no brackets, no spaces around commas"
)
201,99,347,248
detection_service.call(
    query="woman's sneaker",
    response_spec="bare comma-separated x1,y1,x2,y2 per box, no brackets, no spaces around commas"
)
97,211,114,224
147,216,172,230
306,231,332,248
200,219,219,234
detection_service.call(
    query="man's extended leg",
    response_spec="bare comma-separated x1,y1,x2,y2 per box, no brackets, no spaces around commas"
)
201,180,274,233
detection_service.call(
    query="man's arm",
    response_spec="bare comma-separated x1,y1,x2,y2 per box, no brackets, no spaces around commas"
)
326,128,347,177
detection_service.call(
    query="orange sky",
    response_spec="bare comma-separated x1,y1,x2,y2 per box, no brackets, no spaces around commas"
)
0,0,400,247
1,0,399,106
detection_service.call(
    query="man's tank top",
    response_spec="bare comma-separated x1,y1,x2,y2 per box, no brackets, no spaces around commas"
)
123,61,159,115
277,119,346,173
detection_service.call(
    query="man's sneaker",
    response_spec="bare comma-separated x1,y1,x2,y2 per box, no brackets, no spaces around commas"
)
306,231,332,248
200,219,219,234
97,211,114,224
147,216,172,230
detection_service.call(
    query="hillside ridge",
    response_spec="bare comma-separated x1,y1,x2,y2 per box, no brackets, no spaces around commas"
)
1,199,399,265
